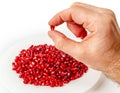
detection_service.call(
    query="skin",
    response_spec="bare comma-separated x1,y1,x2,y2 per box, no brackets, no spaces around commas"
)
48,2,120,83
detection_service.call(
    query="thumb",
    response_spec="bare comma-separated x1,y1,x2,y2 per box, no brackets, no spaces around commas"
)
48,30,84,61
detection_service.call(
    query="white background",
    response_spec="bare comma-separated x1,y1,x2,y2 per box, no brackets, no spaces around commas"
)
0,0,120,93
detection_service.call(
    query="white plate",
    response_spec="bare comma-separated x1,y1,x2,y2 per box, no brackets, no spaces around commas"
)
0,33,101,93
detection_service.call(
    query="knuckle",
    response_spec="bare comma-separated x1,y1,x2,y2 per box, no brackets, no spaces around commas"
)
71,2,80,7
105,15,114,25
107,18,114,24
98,12,115,25
97,8,116,24
103,8,116,18
106,9,115,16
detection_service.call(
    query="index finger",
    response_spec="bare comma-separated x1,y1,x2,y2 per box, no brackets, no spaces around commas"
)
48,8,73,26
48,4,97,30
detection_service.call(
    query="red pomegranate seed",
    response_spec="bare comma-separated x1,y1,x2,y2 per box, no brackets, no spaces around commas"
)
12,44,88,87
50,25,55,30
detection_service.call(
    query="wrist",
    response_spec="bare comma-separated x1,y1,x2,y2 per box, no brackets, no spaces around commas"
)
104,59,120,83
103,49,120,83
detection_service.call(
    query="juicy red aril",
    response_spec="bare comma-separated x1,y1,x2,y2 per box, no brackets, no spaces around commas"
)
50,25,55,30
12,44,88,87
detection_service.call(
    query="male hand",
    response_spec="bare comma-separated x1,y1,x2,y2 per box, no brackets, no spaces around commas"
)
48,2,120,83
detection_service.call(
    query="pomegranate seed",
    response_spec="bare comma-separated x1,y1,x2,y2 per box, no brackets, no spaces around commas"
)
50,25,55,31
12,44,88,87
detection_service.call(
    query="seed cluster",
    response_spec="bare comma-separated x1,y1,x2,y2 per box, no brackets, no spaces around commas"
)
12,44,88,87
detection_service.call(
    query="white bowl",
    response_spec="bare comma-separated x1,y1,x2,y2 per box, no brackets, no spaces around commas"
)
0,33,101,93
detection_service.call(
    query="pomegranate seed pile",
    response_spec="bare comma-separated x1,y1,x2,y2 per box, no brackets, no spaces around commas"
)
12,44,88,87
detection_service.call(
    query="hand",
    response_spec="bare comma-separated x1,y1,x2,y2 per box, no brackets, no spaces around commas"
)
48,2,120,83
